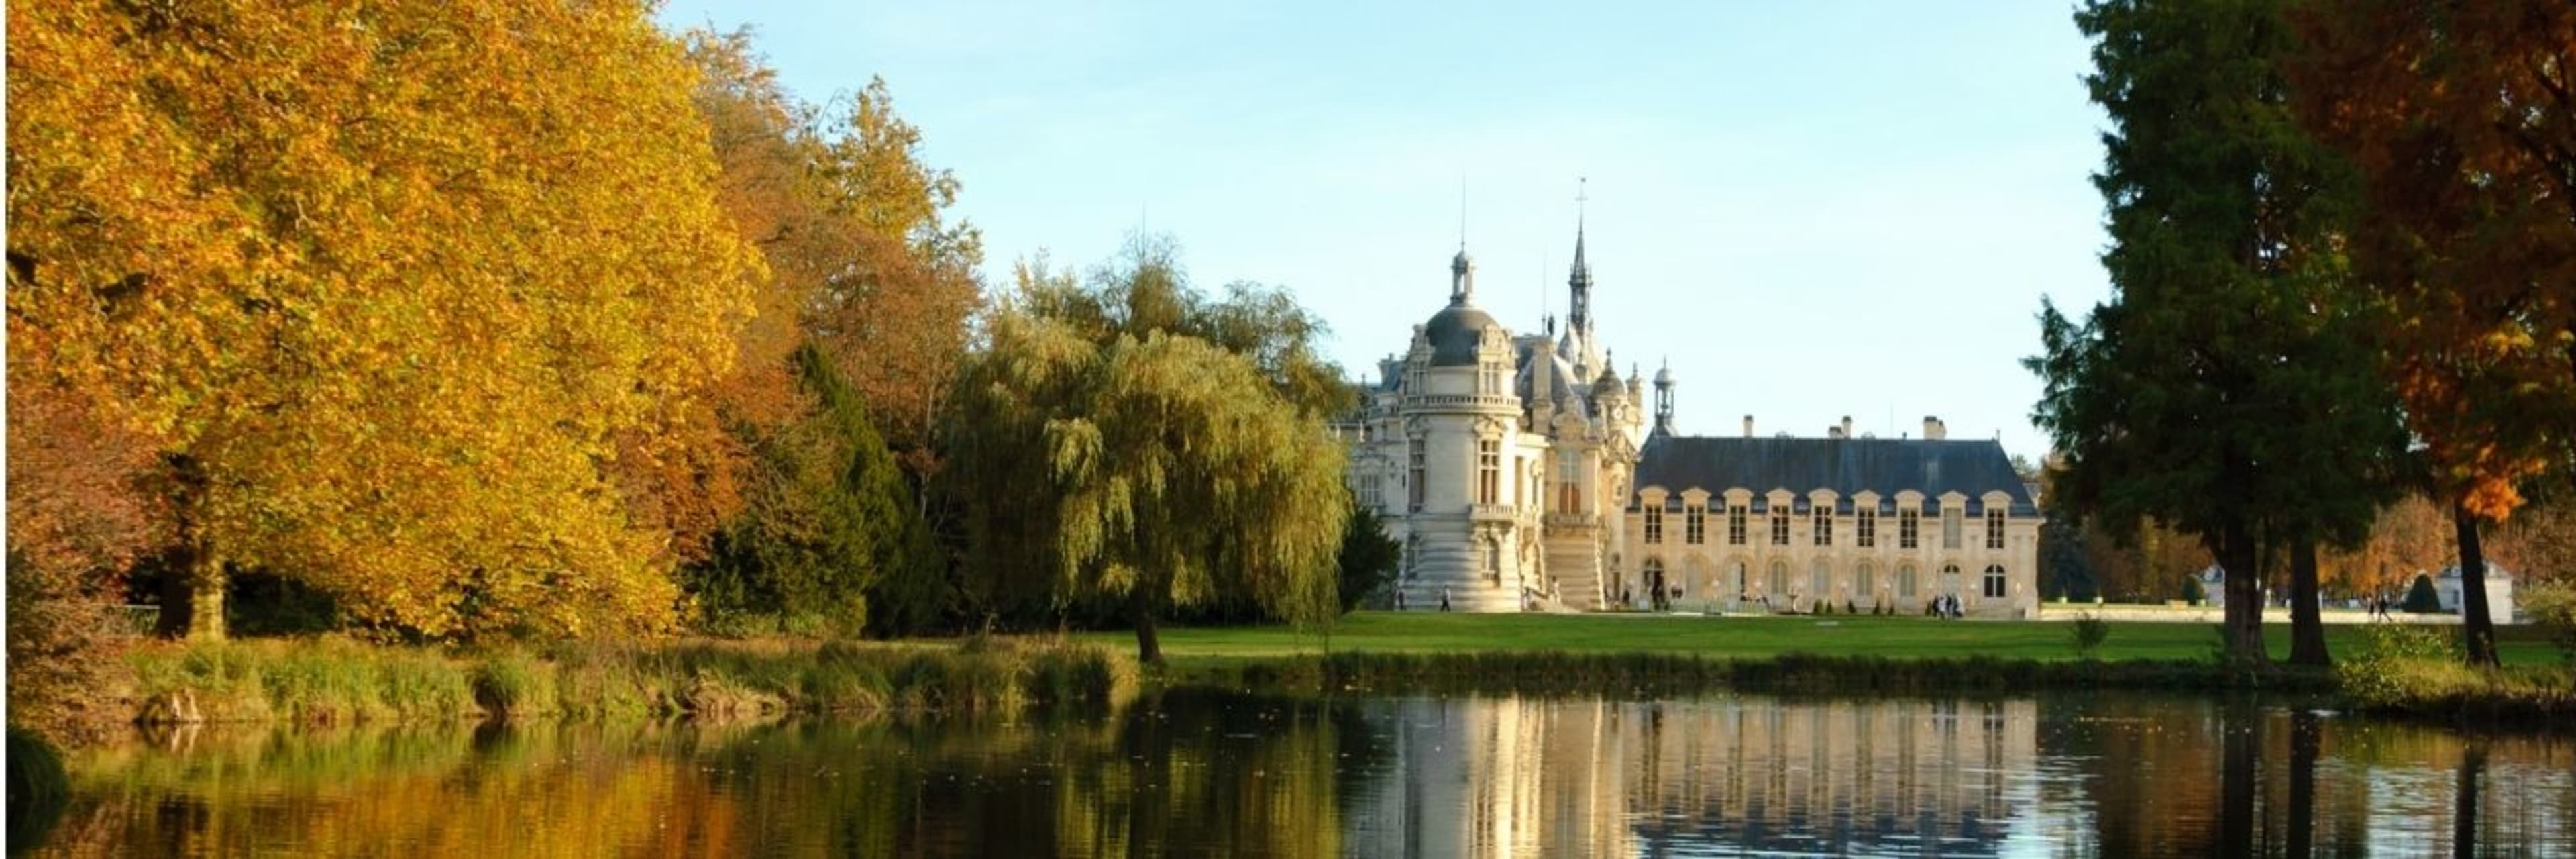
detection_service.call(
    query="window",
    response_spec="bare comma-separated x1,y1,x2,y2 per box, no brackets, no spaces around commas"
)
1730,561,1748,596
1556,454,1580,513
1984,564,2007,599
1942,508,1963,549
1359,473,1383,512
1985,508,2005,550
1685,504,1707,545
1408,445,1426,512
1856,562,1877,598
1644,504,1664,544
1811,559,1832,600
1941,563,1962,593
1900,509,1919,549
1813,504,1833,546
1727,504,1748,545
1514,460,1525,507
1898,564,1918,597
1857,507,1876,548
1770,506,1790,546
1768,560,1790,595
1477,439,1500,505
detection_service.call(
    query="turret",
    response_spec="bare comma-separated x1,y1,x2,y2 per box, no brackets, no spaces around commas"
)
1652,361,1676,435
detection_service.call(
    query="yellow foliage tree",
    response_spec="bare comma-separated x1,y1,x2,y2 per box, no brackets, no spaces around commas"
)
7,0,757,639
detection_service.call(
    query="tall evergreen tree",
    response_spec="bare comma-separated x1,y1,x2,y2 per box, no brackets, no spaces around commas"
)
2035,0,2403,668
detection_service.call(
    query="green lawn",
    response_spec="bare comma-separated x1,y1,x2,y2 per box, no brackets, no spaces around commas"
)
1083,611,2563,666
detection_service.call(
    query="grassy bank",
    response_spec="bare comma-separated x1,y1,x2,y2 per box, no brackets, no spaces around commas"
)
1171,650,2321,699
124,636,1136,726
1092,611,2564,664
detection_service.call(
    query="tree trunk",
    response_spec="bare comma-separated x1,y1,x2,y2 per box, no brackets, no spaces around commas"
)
2452,501,2500,667
2288,538,2328,667
185,551,227,642
2453,743,2485,858
2289,708,2320,859
2213,518,2268,669
1130,587,1163,667
2220,695,2257,856
157,453,225,641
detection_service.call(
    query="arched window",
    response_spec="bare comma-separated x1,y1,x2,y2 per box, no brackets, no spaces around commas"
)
1810,558,1833,600
1898,564,1918,597
1941,563,1962,595
1856,562,1877,599
1984,564,2007,599
1768,559,1790,595
1729,560,1748,597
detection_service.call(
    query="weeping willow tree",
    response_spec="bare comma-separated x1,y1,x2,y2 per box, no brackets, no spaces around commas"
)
949,240,1348,664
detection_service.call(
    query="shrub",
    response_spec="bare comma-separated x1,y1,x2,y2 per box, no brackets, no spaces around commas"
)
2180,575,2206,605
2520,582,2576,668
6,727,69,854
2402,574,2443,613
2338,622,2464,705
2069,613,2110,660
471,650,558,718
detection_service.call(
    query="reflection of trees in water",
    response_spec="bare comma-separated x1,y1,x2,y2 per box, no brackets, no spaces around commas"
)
32,692,2576,857
2041,694,2574,857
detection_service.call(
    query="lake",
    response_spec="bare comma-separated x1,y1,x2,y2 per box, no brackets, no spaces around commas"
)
25,690,2575,856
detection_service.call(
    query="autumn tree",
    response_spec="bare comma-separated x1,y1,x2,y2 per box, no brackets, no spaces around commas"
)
4,382,164,740
2288,0,2576,666
7,0,757,639
947,241,1350,664
2037,0,2404,668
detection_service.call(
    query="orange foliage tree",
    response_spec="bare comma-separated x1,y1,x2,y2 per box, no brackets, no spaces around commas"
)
2289,0,2575,663
7,1,757,640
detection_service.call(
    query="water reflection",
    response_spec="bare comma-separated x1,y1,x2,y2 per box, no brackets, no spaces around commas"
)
34,691,2576,857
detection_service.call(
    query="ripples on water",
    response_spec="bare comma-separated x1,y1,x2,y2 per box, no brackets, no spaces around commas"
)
30,691,2575,857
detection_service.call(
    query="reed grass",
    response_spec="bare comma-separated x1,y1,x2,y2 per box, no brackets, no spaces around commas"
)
125,636,1135,726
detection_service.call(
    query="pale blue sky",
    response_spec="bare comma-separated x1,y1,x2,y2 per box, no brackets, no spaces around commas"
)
657,1,2110,460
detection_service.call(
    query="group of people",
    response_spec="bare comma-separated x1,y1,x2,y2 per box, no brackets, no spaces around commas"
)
1927,593,1965,619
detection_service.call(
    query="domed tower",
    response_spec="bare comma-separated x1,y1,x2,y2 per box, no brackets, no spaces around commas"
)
1397,246,1531,612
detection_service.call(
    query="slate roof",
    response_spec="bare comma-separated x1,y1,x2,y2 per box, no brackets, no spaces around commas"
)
1633,434,2037,516
1421,302,1500,367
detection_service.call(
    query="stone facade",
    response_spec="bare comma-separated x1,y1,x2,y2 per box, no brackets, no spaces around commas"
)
1335,230,1643,611
1339,223,2041,616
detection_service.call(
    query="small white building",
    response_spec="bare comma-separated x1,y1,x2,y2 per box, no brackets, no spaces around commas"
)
2434,564,2516,622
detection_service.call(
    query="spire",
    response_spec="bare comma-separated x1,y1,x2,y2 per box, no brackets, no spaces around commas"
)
1568,178,1593,336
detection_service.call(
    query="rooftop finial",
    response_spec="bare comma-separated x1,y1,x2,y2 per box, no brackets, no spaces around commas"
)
1568,177,1594,334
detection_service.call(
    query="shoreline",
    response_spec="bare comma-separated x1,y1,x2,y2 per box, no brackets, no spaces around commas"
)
71,623,2569,740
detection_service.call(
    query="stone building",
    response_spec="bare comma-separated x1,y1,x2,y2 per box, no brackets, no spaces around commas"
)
1339,219,2039,616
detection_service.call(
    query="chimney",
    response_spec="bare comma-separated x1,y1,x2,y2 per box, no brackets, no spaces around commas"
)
1841,415,1854,438
1742,415,1755,438
1922,416,1947,441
